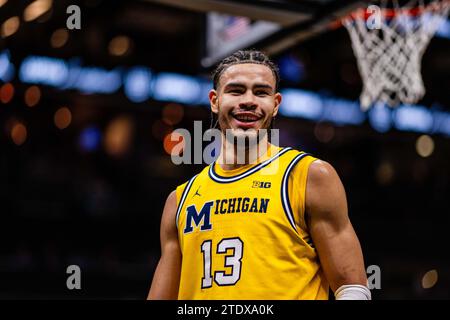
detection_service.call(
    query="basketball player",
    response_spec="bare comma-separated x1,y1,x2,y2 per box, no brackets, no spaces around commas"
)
148,50,370,300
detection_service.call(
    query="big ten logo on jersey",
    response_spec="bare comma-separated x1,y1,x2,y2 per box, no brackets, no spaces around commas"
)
252,181,271,189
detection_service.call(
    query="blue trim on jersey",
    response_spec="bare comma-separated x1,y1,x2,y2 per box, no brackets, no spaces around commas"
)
175,174,198,228
208,147,293,183
281,152,310,233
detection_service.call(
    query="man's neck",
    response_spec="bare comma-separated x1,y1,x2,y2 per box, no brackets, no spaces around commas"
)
216,134,272,171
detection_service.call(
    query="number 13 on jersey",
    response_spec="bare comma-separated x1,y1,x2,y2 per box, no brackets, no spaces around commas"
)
200,237,244,288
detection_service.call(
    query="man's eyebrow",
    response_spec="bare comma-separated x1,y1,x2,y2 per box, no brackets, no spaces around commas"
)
223,82,274,90
223,82,246,89
253,84,274,90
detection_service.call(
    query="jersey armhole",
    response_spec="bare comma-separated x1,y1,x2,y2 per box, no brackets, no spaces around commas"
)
174,182,188,230
174,175,198,230
287,154,318,233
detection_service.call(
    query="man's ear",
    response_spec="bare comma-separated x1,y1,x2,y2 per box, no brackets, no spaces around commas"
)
272,92,282,117
209,89,219,114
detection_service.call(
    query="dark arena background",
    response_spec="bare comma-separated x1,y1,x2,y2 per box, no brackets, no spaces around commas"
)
1,0,449,299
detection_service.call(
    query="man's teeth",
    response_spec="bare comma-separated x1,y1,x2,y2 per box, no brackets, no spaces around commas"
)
235,115,258,122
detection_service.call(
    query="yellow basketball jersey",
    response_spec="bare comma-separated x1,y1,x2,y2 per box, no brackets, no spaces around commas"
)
175,145,329,300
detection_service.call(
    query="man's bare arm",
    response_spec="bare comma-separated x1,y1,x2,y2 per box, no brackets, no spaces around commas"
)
306,160,368,294
147,190,181,300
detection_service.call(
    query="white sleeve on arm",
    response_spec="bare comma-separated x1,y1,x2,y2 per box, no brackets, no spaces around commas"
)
335,284,372,300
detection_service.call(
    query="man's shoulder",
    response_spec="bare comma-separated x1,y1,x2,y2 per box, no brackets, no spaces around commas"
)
305,159,345,210
305,159,348,222
307,159,338,184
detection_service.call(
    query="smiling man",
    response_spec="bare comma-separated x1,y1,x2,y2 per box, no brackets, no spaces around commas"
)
148,50,370,300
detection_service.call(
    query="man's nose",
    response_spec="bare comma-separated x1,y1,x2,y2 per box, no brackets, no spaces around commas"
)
239,91,257,109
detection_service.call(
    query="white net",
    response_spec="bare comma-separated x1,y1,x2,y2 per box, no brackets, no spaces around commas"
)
343,0,450,110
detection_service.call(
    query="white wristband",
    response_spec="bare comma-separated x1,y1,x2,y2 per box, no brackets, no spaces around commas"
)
335,284,372,300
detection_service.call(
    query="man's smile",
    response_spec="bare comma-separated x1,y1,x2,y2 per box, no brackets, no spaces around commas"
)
230,111,263,129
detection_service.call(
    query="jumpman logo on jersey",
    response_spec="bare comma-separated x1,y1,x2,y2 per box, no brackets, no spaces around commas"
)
193,186,202,198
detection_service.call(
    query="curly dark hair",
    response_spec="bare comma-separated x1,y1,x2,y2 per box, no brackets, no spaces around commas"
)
212,50,280,92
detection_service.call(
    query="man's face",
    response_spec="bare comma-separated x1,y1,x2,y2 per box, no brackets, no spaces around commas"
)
209,63,281,137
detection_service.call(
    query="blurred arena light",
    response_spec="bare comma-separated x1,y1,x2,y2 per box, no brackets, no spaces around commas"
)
153,73,202,105
19,56,68,87
277,54,305,84
376,161,395,186
54,107,72,130
108,36,131,57
23,0,53,22
0,50,15,82
415,135,435,158
10,53,450,137
79,126,101,152
50,29,69,48
321,97,365,125
279,89,323,120
70,67,122,94
10,121,27,146
421,269,438,289
278,88,370,126
123,67,152,103
368,103,392,133
104,116,134,157
394,105,434,133
0,83,14,104
19,56,122,94
1,16,20,38
163,131,184,156
24,85,41,108
432,110,450,136
198,80,213,106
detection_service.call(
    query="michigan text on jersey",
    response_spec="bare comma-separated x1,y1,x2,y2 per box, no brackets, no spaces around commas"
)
183,197,270,234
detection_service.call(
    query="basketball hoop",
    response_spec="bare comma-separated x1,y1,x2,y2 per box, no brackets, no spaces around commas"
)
342,0,450,110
